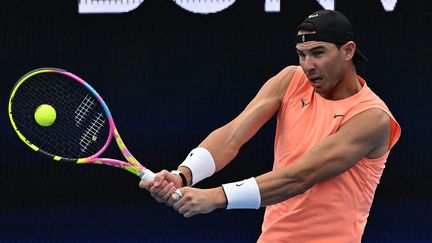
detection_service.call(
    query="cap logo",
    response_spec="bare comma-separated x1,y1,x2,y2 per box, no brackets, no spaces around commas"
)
308,14,319,18
301,35,305,42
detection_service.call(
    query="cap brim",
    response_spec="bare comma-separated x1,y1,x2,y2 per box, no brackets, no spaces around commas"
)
355,49,368,62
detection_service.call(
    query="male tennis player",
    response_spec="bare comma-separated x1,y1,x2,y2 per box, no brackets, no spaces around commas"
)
140,10,401,242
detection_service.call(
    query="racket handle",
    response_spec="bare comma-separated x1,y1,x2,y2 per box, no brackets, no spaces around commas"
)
138,168,156,181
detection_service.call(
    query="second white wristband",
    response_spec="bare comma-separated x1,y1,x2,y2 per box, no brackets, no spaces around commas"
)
222,177,261,209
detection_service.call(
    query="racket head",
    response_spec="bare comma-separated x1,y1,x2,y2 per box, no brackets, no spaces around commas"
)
8,68,113,162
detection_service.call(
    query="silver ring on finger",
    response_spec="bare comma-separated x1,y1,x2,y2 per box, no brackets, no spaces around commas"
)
171,188,182,201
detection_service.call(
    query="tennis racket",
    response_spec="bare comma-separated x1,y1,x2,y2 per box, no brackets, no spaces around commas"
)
8,68,157,182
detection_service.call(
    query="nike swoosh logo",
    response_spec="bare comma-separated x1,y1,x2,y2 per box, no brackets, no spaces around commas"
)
333,114,345,119
236,181,245,187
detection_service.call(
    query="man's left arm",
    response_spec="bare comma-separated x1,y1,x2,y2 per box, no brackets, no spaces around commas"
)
257,108,391,205
172,108,391,217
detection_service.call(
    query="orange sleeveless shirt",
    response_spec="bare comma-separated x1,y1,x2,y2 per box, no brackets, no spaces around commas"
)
258,67,401,243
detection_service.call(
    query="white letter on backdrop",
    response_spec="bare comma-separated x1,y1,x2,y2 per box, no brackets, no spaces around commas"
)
173,0,236,14
78,0,145,14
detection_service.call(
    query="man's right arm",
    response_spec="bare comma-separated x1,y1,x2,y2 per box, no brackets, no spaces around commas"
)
177,65,298,186
140,65,297,196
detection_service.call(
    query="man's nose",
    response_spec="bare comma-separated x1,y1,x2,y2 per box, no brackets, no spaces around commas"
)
303,56,316,71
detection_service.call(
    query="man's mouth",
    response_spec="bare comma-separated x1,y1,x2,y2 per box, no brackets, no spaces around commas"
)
309,75,322,84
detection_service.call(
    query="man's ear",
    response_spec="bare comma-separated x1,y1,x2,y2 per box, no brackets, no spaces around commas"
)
342,41,356,61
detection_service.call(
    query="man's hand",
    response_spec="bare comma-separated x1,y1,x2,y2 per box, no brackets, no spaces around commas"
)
168,186,227,218
139,170,182,203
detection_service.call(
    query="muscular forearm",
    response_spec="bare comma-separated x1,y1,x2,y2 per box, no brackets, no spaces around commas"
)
254,145,347,206
255,130,368,206
256,168,311,206
176,125,242,187
198,126,240,172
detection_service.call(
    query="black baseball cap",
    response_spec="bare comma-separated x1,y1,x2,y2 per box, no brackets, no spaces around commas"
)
296,10,368,62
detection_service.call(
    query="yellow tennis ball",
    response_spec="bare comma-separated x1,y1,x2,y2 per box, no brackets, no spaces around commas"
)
34,104,57,127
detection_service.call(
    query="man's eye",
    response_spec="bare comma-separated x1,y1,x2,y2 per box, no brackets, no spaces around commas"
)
312,51,324,56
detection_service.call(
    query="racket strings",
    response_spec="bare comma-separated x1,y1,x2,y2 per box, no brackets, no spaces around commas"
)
11,72,110,159
79,111,106,154
75,94,95,127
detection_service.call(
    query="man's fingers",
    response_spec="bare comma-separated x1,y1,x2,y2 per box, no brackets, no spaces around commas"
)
149,180,167,193
172,189,190,210
165,187,179,205
152,170,171,187
178,205,196,218
139,180,153,189
159,182,175,200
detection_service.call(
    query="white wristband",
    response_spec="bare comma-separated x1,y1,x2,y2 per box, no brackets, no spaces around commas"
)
222,177,261,209
179,147,216,186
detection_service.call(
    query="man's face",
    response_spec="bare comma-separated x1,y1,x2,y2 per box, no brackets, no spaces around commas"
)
295,32,347,98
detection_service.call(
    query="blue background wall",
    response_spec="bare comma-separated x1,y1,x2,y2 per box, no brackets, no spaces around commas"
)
1,0,431,242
